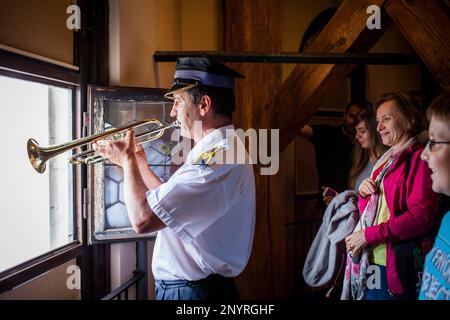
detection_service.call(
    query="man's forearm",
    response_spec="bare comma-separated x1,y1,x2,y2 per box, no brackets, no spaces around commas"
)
137,160,162,190
122,155,154,233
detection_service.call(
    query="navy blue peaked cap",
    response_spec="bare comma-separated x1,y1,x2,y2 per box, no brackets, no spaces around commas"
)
164,57,245,99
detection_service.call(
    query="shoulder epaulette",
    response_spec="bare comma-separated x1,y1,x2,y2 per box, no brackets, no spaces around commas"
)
193,145,222,165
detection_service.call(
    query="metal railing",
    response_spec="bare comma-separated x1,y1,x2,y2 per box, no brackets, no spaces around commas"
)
101,270,145,300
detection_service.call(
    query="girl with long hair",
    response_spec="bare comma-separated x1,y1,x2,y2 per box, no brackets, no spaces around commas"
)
348,108,387,191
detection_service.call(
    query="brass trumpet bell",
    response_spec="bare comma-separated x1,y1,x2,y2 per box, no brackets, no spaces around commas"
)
27,119,180,174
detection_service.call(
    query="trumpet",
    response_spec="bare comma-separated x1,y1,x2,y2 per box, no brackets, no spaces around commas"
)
27,119,180,174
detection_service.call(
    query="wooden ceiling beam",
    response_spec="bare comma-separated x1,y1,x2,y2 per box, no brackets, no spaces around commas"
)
153,51,420,65
385,0,450,90
266,0,390,151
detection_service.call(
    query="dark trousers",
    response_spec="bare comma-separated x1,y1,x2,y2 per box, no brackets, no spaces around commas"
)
155,274,239,300
365,265,407,300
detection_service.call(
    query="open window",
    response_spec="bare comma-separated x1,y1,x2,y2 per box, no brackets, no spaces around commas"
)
0,73,78,272
0,49,83,292
86,85,179,244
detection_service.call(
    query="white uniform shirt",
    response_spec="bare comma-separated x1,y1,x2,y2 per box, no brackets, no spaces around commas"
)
146,125,256,281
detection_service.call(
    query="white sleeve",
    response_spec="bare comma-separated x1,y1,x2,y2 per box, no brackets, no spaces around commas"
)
146,163,243,243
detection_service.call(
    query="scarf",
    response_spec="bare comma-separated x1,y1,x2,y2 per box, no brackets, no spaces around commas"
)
341,137,418,300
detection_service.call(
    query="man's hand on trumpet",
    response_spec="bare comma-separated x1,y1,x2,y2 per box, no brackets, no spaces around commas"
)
134,144,149,168
93,129,139,167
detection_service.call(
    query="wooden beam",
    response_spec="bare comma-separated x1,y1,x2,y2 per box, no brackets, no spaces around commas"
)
224,0,285,299
154,51,420,65
266,0,390,152
386,0,450,90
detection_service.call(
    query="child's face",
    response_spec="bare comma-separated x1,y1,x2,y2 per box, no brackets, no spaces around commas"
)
421,117,450,196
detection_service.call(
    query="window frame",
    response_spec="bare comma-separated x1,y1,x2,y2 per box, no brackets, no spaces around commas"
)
0,49,84,294
87,85,175,244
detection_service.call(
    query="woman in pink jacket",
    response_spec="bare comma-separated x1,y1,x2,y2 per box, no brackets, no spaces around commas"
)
343,92,438,300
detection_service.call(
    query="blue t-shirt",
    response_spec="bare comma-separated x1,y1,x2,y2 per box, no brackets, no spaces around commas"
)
419,211,450,300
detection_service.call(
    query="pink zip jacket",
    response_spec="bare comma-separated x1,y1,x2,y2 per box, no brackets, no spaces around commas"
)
358,142,438,295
